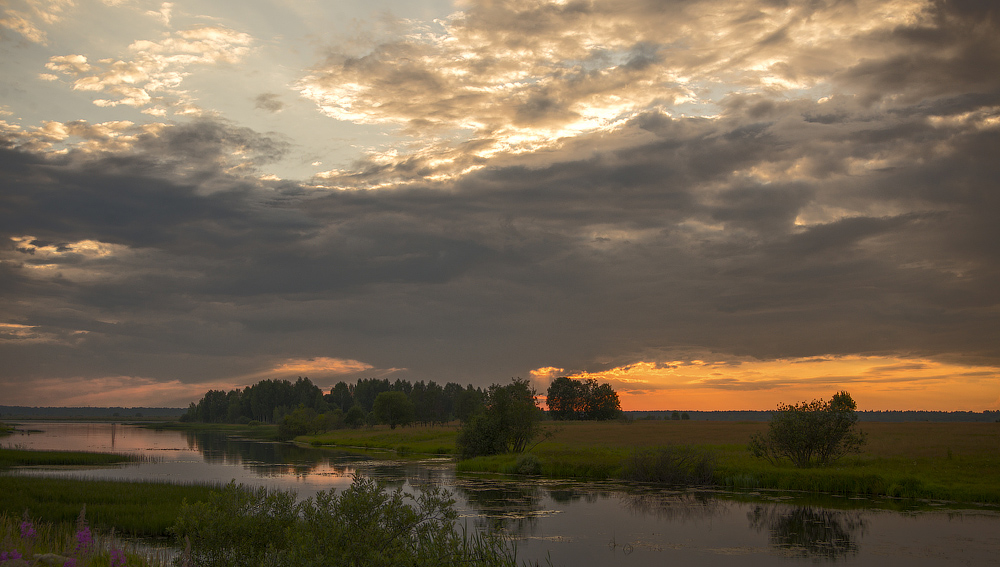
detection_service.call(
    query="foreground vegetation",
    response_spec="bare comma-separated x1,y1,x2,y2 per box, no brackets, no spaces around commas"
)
303,420,1000,505
1,509,171,567
0,475,218,537
172,477,516,567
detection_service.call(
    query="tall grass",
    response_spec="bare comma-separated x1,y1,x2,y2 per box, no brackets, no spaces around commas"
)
1,510,174,567
619,446,716,485
0,476,218,537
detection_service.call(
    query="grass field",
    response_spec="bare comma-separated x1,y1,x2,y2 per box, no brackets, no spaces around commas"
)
301,420,1000,504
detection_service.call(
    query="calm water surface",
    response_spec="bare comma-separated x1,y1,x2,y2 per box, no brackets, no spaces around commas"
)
6,422,1000,566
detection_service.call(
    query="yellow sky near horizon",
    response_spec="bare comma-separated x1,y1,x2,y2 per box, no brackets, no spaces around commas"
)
533,356,1000,412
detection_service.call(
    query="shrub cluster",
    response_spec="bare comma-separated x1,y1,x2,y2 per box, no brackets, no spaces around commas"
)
455,379,542,459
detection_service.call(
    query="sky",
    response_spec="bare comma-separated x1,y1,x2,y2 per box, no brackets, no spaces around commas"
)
1,0,999,411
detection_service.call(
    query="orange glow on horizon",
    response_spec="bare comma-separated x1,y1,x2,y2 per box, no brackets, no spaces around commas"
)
533,356,1000,412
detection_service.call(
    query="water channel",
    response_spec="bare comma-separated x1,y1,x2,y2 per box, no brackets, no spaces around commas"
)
5,422,1000,566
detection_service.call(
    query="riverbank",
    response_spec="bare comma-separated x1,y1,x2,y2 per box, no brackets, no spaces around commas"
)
301,421,1000,505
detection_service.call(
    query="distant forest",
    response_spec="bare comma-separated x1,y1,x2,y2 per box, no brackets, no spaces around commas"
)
180,376,486,426
0,406,184,419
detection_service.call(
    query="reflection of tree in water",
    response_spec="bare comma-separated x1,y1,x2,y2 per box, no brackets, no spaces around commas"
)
184,431,354,478
452,479,546,535
748,505,866,560
618,488,723,523
547,486,603,506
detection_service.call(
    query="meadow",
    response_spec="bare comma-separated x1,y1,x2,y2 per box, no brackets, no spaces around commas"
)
303,420,1000,505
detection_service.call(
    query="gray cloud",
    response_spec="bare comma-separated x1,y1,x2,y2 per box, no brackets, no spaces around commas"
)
254,93,285,113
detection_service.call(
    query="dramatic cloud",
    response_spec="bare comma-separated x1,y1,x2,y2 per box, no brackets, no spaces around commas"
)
44,26,253,116
1,0,998,409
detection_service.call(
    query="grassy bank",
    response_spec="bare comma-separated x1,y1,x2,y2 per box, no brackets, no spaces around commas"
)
144,421,280,440
307,421,1000,504
304,425,460,455
0,475,218,537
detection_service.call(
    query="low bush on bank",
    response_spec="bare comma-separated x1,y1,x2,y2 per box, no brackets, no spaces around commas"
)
171,476,516,567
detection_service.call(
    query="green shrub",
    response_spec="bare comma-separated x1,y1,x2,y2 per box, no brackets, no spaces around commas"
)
171,481,298,567
513,454,542,475
456,378,540,459
748,391,866,468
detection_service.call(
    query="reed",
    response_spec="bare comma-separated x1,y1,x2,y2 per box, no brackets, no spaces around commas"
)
0,448,149,468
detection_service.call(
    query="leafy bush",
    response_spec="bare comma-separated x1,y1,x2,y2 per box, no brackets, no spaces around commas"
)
513,454,542,476
748,391,867,468
171,477,515,567
171,482,298,567
619,446,716,485
456,378,541,459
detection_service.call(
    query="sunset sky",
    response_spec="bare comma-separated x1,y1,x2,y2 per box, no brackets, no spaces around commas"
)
2,0,998,411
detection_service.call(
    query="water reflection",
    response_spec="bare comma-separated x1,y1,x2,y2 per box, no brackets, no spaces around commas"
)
453,478,548,533
748,505,866,560
619,488,725,522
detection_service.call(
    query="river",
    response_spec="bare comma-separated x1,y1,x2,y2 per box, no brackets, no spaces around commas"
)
5,422,1000,566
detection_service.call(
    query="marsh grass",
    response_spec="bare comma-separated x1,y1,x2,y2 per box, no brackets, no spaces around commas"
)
0,448,150,469
0,476,218,537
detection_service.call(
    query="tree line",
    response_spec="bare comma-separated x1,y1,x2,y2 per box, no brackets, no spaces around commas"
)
181,376,489,437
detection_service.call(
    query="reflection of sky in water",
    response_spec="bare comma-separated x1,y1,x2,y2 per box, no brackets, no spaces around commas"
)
8,423,1000,566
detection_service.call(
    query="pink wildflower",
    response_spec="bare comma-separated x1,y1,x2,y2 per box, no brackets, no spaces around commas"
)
19,519,36,540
